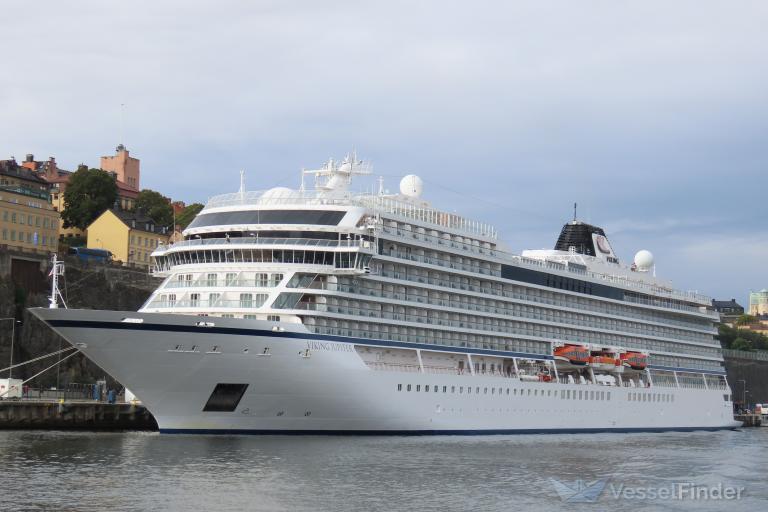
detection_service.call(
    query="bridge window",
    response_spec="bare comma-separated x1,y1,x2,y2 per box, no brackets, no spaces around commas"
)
187,210,347,229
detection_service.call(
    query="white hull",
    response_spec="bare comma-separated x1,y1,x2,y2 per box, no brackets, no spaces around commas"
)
31,308,740,434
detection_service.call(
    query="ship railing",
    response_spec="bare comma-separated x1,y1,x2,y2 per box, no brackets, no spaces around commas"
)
159,237,372,251
378,225,499,258
309,325,549,356
145,297,269,309
203,190,354,209
357,270,716,331
623,294,718,317
381,249,499,277
292,303,718,351
162,278,282,289
366,361,529,379
620,378,650,388
555,376,604,386
151,246,373,275
361,195,498,239
365,362,472,375
302,282,715,341
721,348,768,362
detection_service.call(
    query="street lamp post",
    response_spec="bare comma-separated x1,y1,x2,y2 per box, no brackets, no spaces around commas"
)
737,379,747,409
1,318,21,380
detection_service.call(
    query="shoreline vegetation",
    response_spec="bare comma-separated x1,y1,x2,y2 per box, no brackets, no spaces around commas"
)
717,315,768,353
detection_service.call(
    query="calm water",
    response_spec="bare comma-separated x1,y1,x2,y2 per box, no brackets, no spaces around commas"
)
1,429,766,511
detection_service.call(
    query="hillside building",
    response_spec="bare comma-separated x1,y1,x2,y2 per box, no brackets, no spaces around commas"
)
86,209,169,269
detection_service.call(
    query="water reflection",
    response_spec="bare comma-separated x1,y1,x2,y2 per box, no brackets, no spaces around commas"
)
0,430,766,511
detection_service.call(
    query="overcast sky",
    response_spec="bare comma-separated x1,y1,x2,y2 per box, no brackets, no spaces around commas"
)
2,1,766,303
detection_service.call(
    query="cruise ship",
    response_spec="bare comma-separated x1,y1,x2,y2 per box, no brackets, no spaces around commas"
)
32,154,740,434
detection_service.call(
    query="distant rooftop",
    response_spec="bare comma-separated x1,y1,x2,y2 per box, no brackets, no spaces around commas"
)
712,299,744,310
0,159,49,185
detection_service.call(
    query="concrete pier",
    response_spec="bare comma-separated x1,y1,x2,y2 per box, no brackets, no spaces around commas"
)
734,413,763,427
0,400,157,430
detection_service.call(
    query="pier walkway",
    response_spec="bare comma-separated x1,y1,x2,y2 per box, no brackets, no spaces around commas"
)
0,399,157,430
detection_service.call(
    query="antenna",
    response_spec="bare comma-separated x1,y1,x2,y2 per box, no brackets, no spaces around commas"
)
119,103,125,146
573,202,577,222
239,170,245,202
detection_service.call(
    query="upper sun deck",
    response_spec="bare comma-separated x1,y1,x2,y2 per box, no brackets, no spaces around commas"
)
198,188,498,240
194,152,497,240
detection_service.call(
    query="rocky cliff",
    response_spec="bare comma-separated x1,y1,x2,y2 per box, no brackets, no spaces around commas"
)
0,258,160,389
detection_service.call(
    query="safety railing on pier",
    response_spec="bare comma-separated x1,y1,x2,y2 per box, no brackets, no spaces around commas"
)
721,348,768,362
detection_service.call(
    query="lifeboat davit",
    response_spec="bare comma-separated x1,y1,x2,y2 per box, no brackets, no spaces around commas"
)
589,354,620,372
621,351,648,370
554,345,590,366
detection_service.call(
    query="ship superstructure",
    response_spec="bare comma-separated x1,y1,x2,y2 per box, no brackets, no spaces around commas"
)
32,153,739,433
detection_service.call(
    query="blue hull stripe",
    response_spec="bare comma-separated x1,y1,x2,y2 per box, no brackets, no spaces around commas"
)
46,319,727,375
159,426,739,436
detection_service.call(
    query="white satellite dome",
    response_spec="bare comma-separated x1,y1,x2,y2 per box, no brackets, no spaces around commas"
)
634,250,655,270
400,175,424,198
261,186,294,199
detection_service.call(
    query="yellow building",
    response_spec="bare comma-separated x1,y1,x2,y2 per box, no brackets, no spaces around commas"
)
0,160,60,254
87,209,169,269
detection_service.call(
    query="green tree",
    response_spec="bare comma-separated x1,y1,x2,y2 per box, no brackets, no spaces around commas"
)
61,167,118,229
136,189,174,227
735,314,757,326
175,203,204,229
731,337,753,351
717,323,768,350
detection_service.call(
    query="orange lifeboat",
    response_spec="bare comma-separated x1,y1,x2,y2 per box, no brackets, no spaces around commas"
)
621,351,647,370
554,345,590,366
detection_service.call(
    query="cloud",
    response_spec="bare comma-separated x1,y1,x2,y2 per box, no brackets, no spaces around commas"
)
1,0,766,299
664,233,768,302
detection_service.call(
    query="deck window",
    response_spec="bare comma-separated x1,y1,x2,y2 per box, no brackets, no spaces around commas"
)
187,210,347,229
